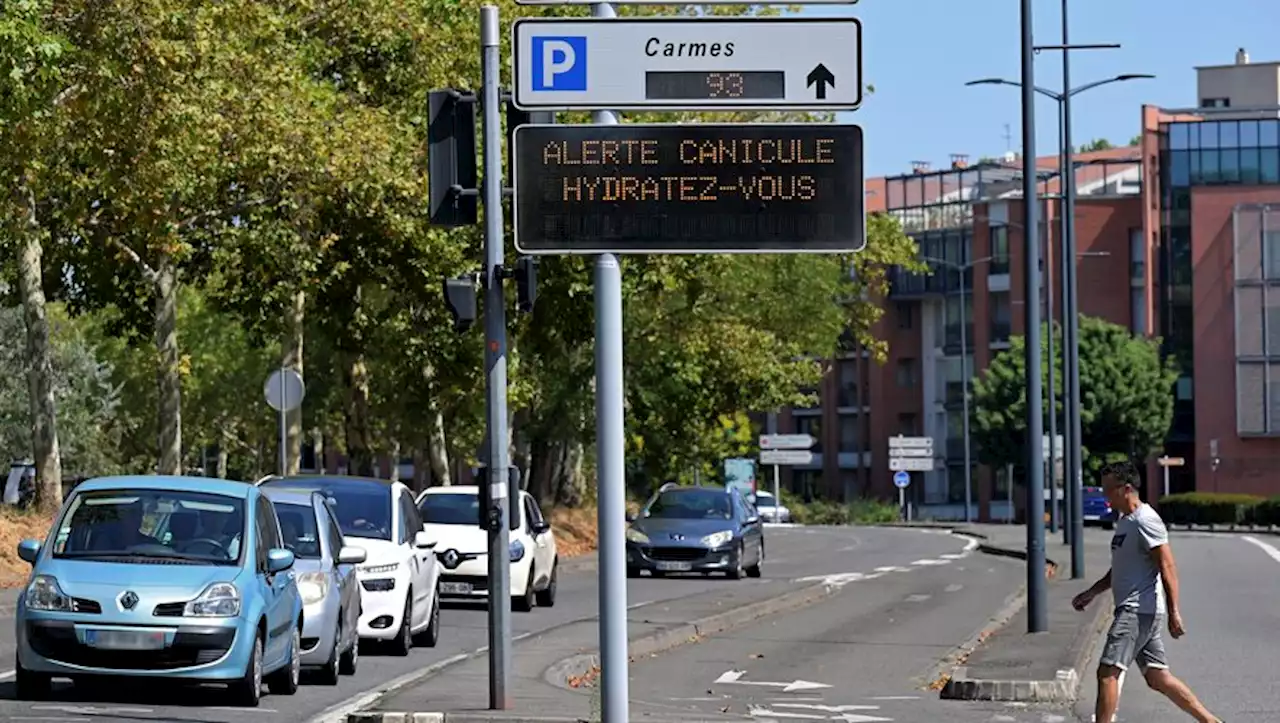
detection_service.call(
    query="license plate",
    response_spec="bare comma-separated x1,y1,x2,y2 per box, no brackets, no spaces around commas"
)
655,561,692,572
84,629,166,650
440,582,473,594
1084,514,1101,520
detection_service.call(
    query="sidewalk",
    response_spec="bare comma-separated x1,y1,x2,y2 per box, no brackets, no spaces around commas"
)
941,527,1114,703
347,577,844,723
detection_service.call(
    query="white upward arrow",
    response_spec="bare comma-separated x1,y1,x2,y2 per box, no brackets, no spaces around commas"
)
773,703,884,713
715,669,832,693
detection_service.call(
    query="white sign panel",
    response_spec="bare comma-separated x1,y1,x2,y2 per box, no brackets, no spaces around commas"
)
888,436,933,450
512,17,863,111
889,457,934,472
1041,434,1064,460
759,434,816,450
760,450,815,466
888,447,932,458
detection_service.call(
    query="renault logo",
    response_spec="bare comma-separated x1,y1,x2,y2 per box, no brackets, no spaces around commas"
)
669,533,685,541
118,591,139,611
442,549,461,569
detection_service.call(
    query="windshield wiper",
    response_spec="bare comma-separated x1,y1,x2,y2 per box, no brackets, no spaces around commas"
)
58,552,211,565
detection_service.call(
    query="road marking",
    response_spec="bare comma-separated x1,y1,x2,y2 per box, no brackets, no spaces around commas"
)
715,669,831,692
904,594,931,602
866,696,918,700
748,707,827,720
205,706,279,713
1242,535,1280,564
944,583,964,593
0,669,14,681
10,717,92,722
32,706,155,715
874,566,908,573
774,703,884,712
910,559,950,566
940,553,968,559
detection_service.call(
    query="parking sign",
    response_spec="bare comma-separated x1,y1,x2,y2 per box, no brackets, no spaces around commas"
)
531,36,587,91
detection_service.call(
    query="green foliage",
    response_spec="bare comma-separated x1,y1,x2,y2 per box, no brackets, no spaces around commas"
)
1157,492,1266,526
1250,497,1280,526
1078,138,1114,153
786,496,901,526
972,316,1178,478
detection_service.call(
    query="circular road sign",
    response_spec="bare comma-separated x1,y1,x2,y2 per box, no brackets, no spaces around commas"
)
264,368,306,413
893,470,910,489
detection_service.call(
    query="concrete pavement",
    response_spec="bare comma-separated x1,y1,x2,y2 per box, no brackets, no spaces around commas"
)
0,524,957,723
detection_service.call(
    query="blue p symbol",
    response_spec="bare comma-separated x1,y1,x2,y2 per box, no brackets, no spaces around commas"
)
532,36,587,91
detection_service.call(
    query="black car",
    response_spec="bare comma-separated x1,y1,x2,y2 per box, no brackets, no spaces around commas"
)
625,485,764,579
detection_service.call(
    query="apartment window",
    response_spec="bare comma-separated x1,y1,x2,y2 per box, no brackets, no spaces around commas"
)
796,417,823,452
1130,228,1145,282
1201,97,1230,109
896,302,914,330
990,292,1011,343
838,360,858,407
1265,231,1280,280
897,413,917,436
839,417,860,450
989,226,1010,275
895,358,918,387
945,464,970,505
1131,288,1147,336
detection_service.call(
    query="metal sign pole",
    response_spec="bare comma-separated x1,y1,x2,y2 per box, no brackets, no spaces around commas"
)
480,6,513,709
591,4,629,723
278,368,287,477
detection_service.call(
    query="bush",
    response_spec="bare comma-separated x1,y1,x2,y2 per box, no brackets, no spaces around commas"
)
1157,492,1265,526
786,498,901,526
1250,497,1280,526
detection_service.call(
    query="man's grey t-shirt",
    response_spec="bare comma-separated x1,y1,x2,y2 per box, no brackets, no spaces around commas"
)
1110,503,1169,614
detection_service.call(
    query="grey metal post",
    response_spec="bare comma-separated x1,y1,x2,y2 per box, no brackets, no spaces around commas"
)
1020,0,1048,634
959,266,972,523
1058,100,1073,548
592,4,629,722
1046,192,1058,535
1062,0,1086,580
278,368,287,477
480,6,512,708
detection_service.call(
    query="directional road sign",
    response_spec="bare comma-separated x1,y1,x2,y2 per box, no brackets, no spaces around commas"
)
889,457,933,472
1158,456,1186,467
759,434,815,450
889,447,931,458
512,123,865,254
512,17,863,111
760,449,814,466
893,471,910,489
888,436,933,450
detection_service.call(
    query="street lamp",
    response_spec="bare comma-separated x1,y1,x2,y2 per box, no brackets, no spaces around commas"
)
966,70,1154,583
918,254,993,524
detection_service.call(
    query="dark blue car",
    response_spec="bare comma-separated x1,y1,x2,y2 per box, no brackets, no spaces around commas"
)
625,486,764,579
1082,486,1116,529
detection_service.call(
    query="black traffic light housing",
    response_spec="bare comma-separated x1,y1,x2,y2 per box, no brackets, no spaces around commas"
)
442,275,478,332
514,256,537,313
505,101,555,183
428,90,478,227
475,464,521,532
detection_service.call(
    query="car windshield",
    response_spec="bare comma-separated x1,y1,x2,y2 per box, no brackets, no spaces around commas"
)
753,494,776,508
644,488,733,520
274,502,322,559
261,477,392,540
420,493,480,525
52,489,246,565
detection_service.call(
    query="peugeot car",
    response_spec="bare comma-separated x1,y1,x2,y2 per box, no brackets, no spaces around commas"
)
625,485,764,579
14,476,303,707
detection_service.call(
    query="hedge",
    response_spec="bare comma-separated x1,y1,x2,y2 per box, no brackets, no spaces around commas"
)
1157,492,1269,526
788,498,902,526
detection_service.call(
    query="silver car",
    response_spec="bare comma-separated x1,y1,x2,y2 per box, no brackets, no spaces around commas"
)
263,488,365,684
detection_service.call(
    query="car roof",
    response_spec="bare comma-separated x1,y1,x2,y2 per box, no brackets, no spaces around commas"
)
261,488,323,507
422,485,480,496
263,475,400,494
74,475,253,499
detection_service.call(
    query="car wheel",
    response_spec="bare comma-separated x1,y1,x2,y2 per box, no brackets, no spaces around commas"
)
339,632,359,675
626,567,639,579
229,633,263,707
746,540,763,578
14,655,51,700
317,620,342,685
514,566,536,612
413,588,440,647
267,626,301,695
391,594,413,656
726,542,745,580
535,560,558,607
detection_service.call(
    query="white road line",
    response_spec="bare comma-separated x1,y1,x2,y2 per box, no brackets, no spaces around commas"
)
904,594,931,602
874,566,907,573
944,583,964,593
1241,535,1280,564
866,696,919,700
940,553,968,560
0,669,14,681
910,558,950,566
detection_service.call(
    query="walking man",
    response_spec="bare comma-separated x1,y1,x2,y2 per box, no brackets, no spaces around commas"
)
1071,460,1222,723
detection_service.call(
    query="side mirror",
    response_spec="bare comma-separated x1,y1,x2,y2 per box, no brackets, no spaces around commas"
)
17,539,41,564
746,515,761,525
532,521,551,535
337,545,367,565
267,548,295,574
414,530,437,549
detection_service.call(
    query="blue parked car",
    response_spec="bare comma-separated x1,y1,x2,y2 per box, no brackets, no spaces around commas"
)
1082,485,1117,529
625,485,765,579
13,475,304,707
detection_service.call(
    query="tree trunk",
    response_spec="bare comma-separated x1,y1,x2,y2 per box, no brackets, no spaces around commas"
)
555,440,586,508
343,351,374,476
312,428,325,473
154,256,182,475
17,226,63,513
426,409,450,485
511,408,531,493
388,440,401,482
215,428,230,479
283,289,304,475
411,445,430,491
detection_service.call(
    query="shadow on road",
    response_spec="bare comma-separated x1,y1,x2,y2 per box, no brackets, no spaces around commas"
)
0,678,263,720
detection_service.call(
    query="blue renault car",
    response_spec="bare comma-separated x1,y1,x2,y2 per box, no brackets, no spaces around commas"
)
13,475,304,707
1082,485,1117,529
625,485,764,579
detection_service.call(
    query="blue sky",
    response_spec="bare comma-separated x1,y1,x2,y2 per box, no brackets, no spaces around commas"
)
796,0,1280,177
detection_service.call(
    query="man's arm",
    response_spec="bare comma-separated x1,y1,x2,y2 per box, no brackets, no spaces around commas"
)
1150,544,1180,614
1087,569,1113,597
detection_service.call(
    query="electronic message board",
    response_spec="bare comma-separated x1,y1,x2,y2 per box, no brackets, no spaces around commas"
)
512,123,865,254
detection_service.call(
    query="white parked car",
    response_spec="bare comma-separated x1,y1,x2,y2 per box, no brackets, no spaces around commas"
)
259,476,442,655
416,485,558,612
751,491,792,523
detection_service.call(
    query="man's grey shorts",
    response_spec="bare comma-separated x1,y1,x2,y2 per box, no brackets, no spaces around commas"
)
1099,607,1169,672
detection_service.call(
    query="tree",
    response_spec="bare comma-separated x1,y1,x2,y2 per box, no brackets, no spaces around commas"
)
971,315,1178,477
1129,135,1143,147
1079,138,1114,153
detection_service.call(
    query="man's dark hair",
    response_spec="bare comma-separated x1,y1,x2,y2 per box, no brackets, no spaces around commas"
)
1099,460,1141,488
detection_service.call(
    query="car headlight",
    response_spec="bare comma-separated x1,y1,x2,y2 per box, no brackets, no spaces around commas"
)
361,562,399,575
185,582,240,617
297,571,329,605
701,530,734,548
26,575,72,612
509,540,526,562
625,528,649,544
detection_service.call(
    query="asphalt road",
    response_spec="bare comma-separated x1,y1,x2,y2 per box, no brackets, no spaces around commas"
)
622,539,1029,723
0,524,973,723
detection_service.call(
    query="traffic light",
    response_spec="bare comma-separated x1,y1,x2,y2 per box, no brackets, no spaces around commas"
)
474,464,521,531
514,256,537,313
442,275,478,332
428,90,478,227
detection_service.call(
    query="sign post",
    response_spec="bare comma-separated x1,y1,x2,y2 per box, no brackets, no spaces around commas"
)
264,368,305,478
758,434,816,509
1157,455,1185,498
894,470,910,521
888,436,932,520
